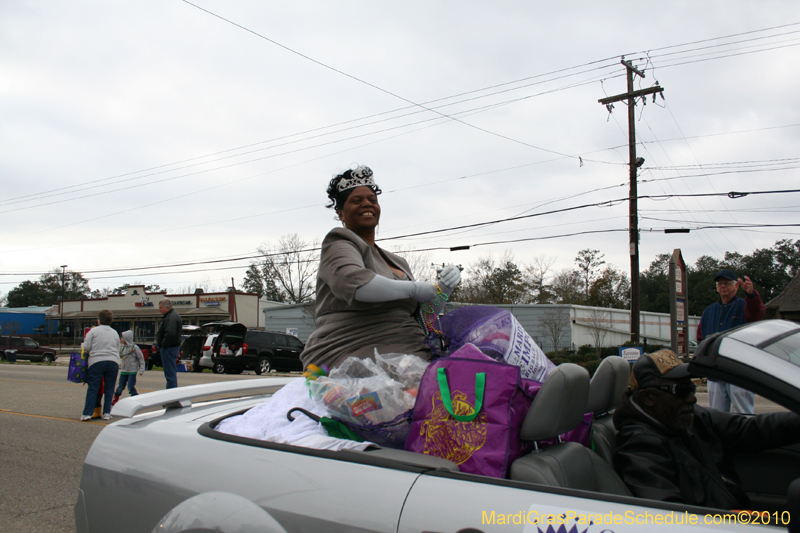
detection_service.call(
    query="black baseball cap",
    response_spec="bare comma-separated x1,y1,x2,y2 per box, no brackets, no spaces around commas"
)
630,349,693,391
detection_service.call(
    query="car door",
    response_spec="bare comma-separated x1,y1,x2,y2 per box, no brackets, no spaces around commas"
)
9,337,25,359
276,335,304,371
22,338,40,359
398,472,769,532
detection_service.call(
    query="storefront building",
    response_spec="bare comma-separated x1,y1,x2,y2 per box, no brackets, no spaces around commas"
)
57,285,260,344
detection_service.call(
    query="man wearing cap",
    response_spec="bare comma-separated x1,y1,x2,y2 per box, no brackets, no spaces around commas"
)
698,269,765,414
613,349,800,509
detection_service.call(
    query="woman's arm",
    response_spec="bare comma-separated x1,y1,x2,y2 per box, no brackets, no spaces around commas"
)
355,275,437,303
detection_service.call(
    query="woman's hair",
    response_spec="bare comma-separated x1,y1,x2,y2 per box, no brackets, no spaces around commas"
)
98,309,113,325
326,165,382,211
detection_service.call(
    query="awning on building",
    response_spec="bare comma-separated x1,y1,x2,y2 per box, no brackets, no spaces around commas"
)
61,308,232,321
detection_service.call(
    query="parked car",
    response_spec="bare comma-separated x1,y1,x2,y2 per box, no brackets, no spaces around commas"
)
196,333,219,371
77,319,800,532
178,325,209,372
205,321,304,375
140,344,160,370
0,335,58,363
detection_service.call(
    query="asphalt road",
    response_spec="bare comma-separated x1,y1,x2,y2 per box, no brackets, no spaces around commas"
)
0,361,282,533
0,360,786,533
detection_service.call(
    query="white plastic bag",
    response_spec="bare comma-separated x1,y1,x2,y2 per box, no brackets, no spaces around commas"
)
307,352,428,425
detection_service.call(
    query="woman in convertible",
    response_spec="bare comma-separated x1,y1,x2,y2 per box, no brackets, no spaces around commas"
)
300,165,460,370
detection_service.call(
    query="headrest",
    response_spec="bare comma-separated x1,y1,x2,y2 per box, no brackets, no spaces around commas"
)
587,356,631,415
520,363,590,441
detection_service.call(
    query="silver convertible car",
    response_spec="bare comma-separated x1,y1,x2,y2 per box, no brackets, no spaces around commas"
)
75,320,800,533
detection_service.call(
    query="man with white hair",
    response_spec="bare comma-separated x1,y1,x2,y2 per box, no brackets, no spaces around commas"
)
155,298,182,389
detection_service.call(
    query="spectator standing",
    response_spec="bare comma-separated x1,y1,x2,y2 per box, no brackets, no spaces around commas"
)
113,330,145,404
80,310,120,421
155,298,182,389
697,269,765,414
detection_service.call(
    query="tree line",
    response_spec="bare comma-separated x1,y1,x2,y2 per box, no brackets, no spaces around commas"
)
2,270,163,308
5,237,798,317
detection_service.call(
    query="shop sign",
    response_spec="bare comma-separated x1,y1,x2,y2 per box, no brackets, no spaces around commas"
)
619,347,642,362
172,300,192,305
204,302,220,306
135,302,154,307
200,296,226,302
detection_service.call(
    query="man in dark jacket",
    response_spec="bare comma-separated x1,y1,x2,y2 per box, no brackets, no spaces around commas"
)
155,298,182,389
613,349,800,509
698,269,765,414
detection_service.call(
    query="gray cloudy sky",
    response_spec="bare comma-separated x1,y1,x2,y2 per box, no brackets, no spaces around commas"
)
1,1,799,296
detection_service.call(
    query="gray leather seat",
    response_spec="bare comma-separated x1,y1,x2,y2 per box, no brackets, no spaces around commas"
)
586,356,631,467
510,363,632,496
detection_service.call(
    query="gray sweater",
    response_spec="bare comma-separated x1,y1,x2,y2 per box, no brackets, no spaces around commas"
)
119,331,145,374
82,325,121,367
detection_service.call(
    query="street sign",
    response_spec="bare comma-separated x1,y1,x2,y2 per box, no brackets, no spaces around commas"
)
619,346,642,362
670,249,690,357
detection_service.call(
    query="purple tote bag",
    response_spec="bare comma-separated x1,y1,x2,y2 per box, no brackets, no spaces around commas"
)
67,352,88,383
405,343,540,478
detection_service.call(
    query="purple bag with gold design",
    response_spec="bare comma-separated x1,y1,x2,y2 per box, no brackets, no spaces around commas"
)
405,343,540,478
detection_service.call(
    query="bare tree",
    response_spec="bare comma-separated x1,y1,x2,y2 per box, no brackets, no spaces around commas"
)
175,278,225,295
586,308,612,358
253,234,320,304
1,320,22,334
523,255,555,303
540,309,569,353
389,246,435,283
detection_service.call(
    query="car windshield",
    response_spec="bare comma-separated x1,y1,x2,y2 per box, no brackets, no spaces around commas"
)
763,331,800,366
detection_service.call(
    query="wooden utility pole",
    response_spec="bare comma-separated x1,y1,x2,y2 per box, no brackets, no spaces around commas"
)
598,59,664,343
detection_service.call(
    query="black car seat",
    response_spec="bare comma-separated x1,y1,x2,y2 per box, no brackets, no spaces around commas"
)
586,356,630,467
510,363,632,496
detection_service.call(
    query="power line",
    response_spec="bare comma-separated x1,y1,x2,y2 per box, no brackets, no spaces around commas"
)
180,0,583,163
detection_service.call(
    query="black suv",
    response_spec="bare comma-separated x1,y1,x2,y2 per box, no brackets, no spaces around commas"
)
204,322,304,375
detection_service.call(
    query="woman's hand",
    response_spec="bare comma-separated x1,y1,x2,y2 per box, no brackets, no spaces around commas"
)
411,281,439,303
438,265,461,290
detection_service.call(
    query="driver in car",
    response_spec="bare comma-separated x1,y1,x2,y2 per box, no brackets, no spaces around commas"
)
613,349,800,510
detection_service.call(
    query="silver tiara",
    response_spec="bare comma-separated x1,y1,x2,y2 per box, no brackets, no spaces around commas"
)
336,165,377,192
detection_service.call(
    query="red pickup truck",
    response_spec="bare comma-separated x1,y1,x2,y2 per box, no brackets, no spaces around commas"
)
0,335,58,363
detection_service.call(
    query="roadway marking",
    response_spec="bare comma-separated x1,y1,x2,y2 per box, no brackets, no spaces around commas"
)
0,378,156,393
0,408,110,424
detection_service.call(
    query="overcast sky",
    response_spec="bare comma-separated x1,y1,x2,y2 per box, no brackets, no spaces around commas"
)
1,1,799,298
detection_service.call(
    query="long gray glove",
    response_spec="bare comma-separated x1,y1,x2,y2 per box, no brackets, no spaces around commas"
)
431,264,462,315
355,275,438,303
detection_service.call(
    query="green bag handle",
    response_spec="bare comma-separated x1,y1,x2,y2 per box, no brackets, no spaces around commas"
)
436,367,485,422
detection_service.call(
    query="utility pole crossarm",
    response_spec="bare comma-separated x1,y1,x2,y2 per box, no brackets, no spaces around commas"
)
598,85,664,105
595,58,666,344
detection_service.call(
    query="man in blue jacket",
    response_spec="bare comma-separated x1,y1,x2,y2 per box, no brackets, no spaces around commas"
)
697,269,765,414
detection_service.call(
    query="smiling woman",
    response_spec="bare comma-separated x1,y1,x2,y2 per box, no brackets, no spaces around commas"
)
299,166,460,370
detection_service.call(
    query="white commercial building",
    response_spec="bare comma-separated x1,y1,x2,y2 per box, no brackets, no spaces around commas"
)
260,301,699,352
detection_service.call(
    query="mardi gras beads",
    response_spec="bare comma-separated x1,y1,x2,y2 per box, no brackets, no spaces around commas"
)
418,284,448,335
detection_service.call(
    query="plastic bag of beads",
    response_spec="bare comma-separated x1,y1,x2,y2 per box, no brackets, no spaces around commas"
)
307,352,428,429
439,306,555,382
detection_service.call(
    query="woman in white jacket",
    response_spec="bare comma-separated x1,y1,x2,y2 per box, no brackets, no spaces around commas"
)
80,310,120,421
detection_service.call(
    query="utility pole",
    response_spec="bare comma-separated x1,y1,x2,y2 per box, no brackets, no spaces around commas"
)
59,264,67,350
598,58,664,343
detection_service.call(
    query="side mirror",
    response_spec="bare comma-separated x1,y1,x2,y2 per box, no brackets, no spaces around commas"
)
788,478,800,533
